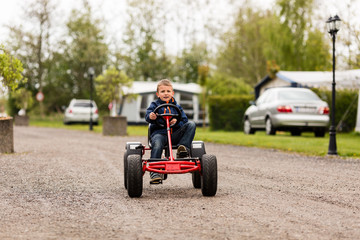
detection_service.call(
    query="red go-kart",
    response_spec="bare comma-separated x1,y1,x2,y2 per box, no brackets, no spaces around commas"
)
124,103,217,198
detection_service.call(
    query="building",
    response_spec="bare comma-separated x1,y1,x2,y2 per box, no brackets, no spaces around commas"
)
255,70,360,99
255,70,360,132
121,81,205,124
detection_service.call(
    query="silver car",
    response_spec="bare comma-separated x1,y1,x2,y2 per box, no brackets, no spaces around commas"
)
64,99,99,125
244,87,329,137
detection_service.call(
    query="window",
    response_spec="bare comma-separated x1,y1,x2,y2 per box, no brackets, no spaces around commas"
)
74,102,93,107
278,90,320,101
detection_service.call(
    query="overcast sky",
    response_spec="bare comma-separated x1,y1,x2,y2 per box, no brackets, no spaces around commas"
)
0,0,358,55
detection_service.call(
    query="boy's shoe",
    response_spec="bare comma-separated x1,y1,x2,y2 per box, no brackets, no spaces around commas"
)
150,172,162,184
176,145,189,158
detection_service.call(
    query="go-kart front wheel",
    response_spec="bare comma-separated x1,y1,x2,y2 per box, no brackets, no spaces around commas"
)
127,155,143,198
201,154,217,196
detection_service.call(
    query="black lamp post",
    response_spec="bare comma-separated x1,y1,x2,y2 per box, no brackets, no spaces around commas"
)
326,15,341,155
89,67,95,131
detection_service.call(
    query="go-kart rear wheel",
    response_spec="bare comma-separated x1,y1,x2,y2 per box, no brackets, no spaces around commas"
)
201,154,217,196
192,171,201,189
127,155,143,198
191,141,206,189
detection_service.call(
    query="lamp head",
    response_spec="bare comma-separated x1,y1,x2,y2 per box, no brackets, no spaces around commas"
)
88,67,95,76
326,15,341,34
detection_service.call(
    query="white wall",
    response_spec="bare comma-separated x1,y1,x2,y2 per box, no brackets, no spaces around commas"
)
355,89,360,132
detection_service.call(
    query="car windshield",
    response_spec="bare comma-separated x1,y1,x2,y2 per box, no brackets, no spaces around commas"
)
74,102,93,107
278,90,320,101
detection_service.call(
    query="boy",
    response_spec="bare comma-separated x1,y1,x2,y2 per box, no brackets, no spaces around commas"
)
145,79,196,184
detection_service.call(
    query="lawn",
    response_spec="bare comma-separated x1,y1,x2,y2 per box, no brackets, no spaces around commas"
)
29,115,360,158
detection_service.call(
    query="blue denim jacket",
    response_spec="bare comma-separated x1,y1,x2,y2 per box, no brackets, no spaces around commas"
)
145,97,188,137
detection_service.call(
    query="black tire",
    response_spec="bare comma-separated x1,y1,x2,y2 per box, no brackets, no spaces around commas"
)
124,142,143,189
123,152,128,189
265,117,276,135
191,141,206,189
192,171,201,189
244,118,255,134
314,129,325,137
201,154,217,196
127,155,143,198
291,130,301,136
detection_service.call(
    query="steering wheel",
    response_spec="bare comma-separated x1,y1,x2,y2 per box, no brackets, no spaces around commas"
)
153,103,182,128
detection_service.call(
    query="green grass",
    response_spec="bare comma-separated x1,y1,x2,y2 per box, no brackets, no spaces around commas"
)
29,114,103,133
28,115,360,158
195,128,360,158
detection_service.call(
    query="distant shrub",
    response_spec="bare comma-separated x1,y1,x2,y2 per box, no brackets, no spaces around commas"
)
312,88,358,132
208,95,253,131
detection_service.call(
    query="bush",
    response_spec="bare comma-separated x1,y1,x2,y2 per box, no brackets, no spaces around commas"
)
208,95,253,131
312,88,358,132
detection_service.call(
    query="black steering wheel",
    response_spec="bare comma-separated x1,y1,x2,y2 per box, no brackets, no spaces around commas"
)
153,103,182,128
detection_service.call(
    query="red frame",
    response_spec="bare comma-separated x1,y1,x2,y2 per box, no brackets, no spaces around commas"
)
142,115,201,175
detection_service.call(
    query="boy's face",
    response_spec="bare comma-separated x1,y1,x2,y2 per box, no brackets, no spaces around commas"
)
157,85,174,102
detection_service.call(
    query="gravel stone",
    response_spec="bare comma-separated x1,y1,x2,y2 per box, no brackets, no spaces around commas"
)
1,126,359,239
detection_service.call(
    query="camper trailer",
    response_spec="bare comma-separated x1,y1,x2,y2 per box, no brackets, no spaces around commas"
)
121,81,206,125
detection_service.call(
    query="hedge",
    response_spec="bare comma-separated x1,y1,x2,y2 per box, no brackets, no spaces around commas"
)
312,88,358,132
208,95,253,131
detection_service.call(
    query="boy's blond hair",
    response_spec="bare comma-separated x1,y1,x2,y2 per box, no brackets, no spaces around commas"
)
157,79,173,92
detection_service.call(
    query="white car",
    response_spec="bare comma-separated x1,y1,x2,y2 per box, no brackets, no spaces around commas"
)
64,99,99,125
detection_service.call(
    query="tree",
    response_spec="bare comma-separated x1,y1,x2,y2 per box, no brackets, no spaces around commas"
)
62,2,109,98
338,0,360,69
276,0,314,69
121,0,172,81
95,67,133,116
43,1,109,113
206,72,252,96
216,2,331,86
216,7,268,85
12,88,34,116
0,46,25,92
0,46,26,118
6,0,55,116
173,42,208,83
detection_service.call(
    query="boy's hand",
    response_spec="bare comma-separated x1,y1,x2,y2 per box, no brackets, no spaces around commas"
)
149,112,157,120
170,118,177,125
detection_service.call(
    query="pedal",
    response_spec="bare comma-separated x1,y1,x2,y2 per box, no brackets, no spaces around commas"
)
150,179,163,185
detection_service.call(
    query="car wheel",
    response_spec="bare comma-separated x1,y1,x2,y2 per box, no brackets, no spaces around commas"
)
201,154,217,197
291,130,301,136
314,129,325,137
265,118,276,135
244,119,255,134
127,155,143,198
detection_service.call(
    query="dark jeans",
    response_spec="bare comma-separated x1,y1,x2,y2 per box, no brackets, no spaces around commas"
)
150,121,196,158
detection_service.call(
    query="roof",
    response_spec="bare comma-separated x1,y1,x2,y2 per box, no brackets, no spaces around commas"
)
254,69,360,99
123,81,202,95
276,70,360,88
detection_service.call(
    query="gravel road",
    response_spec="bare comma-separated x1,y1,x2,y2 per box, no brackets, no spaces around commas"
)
1,126,360,239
